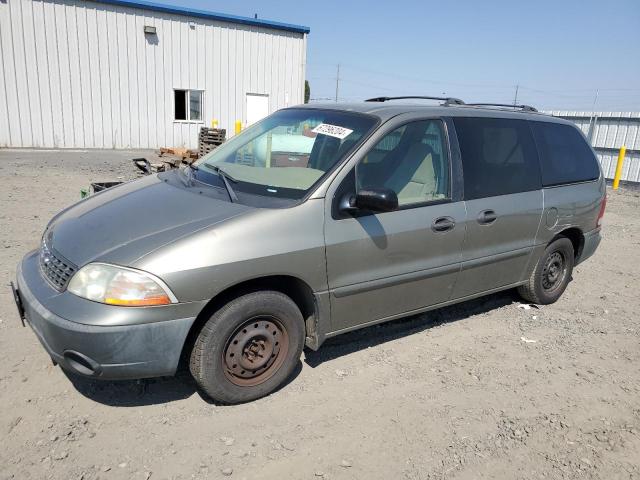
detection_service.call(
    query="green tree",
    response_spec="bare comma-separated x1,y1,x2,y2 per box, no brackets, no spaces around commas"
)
304,80,310,103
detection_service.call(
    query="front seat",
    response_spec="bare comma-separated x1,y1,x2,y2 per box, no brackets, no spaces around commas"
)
383,143,439,205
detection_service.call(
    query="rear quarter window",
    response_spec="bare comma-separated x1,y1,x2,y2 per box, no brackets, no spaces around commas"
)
530,122,600,187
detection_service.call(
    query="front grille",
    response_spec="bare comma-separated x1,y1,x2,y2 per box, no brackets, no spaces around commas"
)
39,239,77,291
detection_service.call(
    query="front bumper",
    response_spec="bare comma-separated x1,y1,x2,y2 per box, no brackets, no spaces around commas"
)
15,251,199,380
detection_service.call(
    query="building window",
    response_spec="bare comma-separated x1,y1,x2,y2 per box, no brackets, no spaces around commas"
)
174,89,203,121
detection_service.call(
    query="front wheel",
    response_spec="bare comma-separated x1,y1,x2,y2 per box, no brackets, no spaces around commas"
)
518,237,575,305
189,291,305,404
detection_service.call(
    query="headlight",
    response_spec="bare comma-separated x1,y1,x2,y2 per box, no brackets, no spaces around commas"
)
67,263,177,306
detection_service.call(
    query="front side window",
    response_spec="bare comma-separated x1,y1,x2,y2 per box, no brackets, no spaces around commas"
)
175,89,203,121
453,117,541,199
356,119,450,206
197,109,377,200
530,122,600,186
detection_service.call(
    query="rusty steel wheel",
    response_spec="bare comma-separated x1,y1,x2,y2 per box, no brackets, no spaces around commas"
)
189,291,304,404
222,316,290,387
541,251,567,293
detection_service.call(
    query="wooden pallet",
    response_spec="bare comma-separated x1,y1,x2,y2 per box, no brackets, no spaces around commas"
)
198,144,221,156
198,127,226,158
199,133,226,141
199,128,226,139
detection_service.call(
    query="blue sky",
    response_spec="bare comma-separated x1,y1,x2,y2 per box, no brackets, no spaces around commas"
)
155,0,639,111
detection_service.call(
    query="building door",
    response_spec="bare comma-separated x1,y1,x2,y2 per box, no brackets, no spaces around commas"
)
246,94,270,126
324,118,466,332
451,117,544,298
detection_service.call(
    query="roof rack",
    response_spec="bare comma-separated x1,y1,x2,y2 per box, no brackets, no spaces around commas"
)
365,96,465,106
465,103,538,112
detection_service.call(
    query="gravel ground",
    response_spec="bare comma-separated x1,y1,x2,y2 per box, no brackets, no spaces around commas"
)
1,149,639,480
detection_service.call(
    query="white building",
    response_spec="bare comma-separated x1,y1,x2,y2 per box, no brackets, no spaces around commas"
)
0,0,309,149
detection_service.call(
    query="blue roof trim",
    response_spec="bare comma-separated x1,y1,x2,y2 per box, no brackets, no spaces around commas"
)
93,0,310,34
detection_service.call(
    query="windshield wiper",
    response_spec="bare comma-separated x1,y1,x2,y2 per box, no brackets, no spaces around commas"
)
186,163,239,203
209,165,239,203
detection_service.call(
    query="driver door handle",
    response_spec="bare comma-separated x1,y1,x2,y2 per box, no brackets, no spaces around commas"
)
478,209,497,225
432,216,455,233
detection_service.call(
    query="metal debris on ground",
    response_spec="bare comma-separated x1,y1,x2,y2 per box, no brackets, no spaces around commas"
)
132,158,155,174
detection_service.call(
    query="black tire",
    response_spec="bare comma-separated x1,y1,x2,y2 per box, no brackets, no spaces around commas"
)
518,237,574,305
189,291,304,404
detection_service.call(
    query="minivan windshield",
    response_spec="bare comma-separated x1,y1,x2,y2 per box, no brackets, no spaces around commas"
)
196,108,377,201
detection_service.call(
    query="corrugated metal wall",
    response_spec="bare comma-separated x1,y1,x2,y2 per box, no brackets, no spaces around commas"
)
547,111,640,184
0,0,307,149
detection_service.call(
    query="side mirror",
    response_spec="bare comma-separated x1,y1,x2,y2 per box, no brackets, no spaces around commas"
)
340,188,399,214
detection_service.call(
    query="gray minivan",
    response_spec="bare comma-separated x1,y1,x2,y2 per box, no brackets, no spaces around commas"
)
12,97,606,404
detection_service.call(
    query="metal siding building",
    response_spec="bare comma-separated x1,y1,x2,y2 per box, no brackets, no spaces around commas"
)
0,0,309,149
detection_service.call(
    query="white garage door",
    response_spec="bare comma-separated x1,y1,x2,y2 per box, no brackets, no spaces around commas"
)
246,94,270,126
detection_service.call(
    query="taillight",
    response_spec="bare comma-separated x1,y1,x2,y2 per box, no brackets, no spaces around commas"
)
596,195,607,228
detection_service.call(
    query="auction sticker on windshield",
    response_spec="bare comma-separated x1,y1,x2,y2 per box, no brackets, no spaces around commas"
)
312,123,353,140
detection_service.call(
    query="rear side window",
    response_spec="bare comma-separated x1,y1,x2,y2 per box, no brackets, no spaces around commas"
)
530,122,600,186
453,117,541,200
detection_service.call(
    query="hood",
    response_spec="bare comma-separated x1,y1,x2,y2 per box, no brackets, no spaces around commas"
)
47,171,253,267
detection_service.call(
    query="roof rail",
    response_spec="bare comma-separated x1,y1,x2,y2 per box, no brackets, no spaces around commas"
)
465,103,538,112
365,96,465,106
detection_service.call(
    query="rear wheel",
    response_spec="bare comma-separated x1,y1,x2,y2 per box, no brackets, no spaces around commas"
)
518,237,574,305
189,291,304,404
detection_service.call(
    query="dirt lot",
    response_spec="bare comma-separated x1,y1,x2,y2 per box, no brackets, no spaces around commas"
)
1,149,639,480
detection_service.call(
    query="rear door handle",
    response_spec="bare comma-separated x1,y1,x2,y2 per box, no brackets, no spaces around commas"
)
432,216,455,233
478,209,497,225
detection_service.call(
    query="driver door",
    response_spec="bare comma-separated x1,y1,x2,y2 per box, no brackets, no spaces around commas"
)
324,117,466,333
